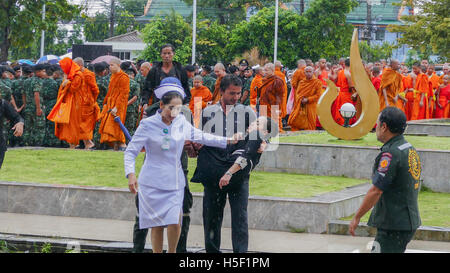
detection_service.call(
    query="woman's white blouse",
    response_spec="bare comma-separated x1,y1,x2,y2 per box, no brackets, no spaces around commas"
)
124,112,227,191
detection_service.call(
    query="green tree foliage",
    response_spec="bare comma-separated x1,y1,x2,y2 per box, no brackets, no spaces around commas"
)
226,7,307,68
0,0,79,62
196,20,229,65
389,0,449,61
358,41,394,63
83,12,110,42
140,11,192,64
117,0,148,17
182,0,291,27
301,0,358,61
226,0,357,68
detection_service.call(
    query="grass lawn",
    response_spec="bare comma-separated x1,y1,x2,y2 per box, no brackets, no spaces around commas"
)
1,148,448,227
279,132,450,151
1,148,366,199
341,190,450,227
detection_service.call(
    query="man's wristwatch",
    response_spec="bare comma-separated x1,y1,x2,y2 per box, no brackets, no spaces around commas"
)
225,171,233,177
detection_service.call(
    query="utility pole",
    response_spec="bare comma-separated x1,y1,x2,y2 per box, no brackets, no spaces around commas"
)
274,0,279,63
40,3,46,58
300,0,305,15
191,0,197,65
367,0,372,45
109,0,115,37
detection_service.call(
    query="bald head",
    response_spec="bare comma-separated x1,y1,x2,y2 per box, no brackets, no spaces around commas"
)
297,59,306,69
390,59,400,71
140,62,151,77
73,57,84,69
305,66,314,80
263,63,275,77
214,63,226,78
275,61,282,68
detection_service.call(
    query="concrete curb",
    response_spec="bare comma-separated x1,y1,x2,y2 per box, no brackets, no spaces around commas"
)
327,220,450,242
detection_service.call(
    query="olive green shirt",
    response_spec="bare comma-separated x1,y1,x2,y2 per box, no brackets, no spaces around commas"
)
368,134,422,231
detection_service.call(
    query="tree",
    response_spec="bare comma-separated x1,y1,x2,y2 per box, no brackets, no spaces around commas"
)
300,0,358,62
117,0,147,17
140,11,192,64
83,12,110,42
226,7,307,68
0,0,79,62
358,41,394,63
182,0,291,27
196,20,229,65
388,0,449,61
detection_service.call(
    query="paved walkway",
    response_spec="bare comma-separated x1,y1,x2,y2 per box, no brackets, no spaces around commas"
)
1,213,449,253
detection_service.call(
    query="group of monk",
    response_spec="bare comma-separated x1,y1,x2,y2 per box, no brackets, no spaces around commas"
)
284,58,450,131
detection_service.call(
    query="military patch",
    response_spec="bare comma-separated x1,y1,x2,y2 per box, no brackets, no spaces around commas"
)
377,152,392,173
408,149,421,181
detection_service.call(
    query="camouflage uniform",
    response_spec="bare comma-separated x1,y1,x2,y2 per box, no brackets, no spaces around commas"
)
41,78,60,147
202,74,216,95
9,77,26,146
22,77,46,146
241,76,253,106
125,79,140,136
134,73,146,96
94,75,110,148
0,80,13,146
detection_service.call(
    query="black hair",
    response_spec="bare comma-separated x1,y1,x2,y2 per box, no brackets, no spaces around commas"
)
379,107,407,134
161,91,183,105
185,65,196,72
220,74,242,92
412,62,420,68
202,65,212,73
345,58,350,67
33,64,46,72
228,65,238,74
94,62,107,74
160,43,175,53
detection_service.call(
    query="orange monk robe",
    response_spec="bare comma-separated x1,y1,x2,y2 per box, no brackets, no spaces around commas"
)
379,68,403,112
428,73,440,118
211,76,223,104
189,85,212,128
249,74,263,110
402,75,414,120
287,77,322,131
435,84,450,118
371,76,381,93
291,68,305,93
259,75,284,132
317,69,329,87
333,70,354,126
99,70,130,144
47,59,83,145
275,67,288,119
411,73,430,120
79,69,101,140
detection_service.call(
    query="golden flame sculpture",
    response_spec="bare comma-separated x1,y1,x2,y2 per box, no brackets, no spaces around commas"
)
317,29,379,140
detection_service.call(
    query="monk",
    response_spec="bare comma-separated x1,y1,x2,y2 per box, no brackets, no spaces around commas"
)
249,66,263,111
189,75,212,127
427,65,440,118
401,67,415,120
73,57,100,149
47,58,83,148
435,75,449,118
333,58,355,126
259,63,285,132
291,59,306,92
379,60,402,112
371,66,381,92
274,61,288,120
288,66,322,131
410,63,430,120
315,58,329,89
440,64,449,84
211,63,227,104
98,59,130,150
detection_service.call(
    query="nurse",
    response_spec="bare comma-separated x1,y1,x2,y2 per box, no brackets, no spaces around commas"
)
124,82,233,253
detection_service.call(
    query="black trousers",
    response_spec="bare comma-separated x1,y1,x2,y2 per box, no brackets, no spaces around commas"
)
132,151,193,253
202,177,249,253
373,229,416,253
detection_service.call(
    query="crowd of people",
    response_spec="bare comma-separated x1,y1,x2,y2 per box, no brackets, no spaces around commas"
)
1,52,448,151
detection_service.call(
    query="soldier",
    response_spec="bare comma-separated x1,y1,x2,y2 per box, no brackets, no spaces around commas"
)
200,65,215,95
93,62,110,148
349,107,421,253
42,65,61,147
240,66,253,106
121,63,140,136
22,64,46,146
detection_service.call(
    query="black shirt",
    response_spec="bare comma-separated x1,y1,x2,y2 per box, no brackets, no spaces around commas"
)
0,99,24,152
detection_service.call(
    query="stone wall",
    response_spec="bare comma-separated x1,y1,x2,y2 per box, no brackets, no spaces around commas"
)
256,143,450,193
0,181,371,234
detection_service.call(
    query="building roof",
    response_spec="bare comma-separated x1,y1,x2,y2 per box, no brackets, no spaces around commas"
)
103,31,143,43
137,0,192,22
284,0,407,26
